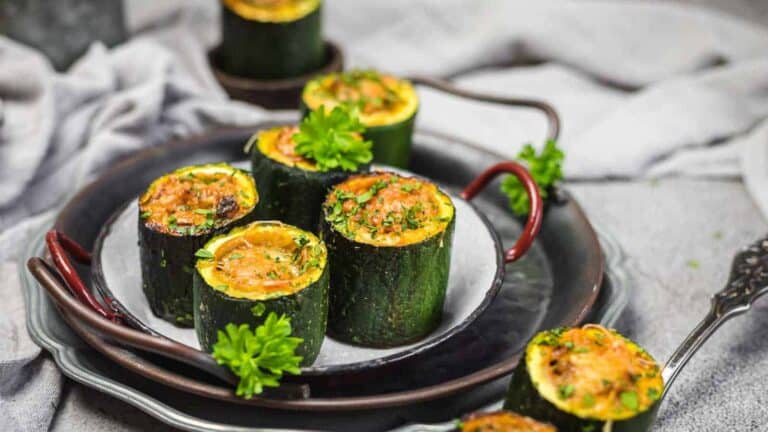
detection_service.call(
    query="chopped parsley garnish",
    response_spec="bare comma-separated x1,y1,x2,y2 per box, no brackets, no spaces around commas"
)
558,384,575,399
620,391,639,411
195,249,215,260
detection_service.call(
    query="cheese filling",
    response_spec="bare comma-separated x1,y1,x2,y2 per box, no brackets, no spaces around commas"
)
324,172,453,246
222,0,320,22
461,411,556,432
256,126,319,171
196,222,326,300
303,70,418,127
527,325,664,421
139,164,257,236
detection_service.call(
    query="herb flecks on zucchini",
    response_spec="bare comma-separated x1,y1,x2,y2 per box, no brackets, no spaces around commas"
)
139,163,257,236
194,221,329,364
324,172,453,246
138,163,258,326
460,411,557,432
505,325,664,432
303,70,418,127
222,0,320,23
302,70,418,167
320,172,455,347
249,110,371,231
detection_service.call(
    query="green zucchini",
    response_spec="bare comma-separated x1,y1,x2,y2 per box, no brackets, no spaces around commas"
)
138,163,258,327
504,326,664,432
194,221,329,364
301,70,419,168
459,411,557,432
249,125,368,232
218,0,323,79
319,172,455,347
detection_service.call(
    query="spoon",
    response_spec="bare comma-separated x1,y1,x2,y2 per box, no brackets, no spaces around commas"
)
397,235,768,431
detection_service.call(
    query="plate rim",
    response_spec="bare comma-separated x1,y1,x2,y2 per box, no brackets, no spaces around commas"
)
90,191,506,376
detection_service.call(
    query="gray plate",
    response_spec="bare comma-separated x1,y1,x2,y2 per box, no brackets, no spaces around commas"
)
21,220,630,431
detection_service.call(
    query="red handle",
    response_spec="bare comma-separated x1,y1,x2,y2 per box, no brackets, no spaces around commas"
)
45,230,122,323
461,162,544,263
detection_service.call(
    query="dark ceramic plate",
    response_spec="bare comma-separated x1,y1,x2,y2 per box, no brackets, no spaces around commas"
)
21,222,626,431
32,125,603,411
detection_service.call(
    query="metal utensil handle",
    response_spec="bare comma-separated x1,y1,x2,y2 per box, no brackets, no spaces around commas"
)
661,236,768,396
407,75,561,142
461,162,544,263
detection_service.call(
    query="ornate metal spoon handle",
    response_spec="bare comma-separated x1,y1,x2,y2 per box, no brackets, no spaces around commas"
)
661,236,768,395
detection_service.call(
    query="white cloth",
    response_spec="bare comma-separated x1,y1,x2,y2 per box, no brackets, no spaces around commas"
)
2,1,768,430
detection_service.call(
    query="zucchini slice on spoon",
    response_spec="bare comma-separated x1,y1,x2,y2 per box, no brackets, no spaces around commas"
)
138,163,258,326
249,125,369,232
301,70,419,168
320,172,455,347
504,325,665,432
194,221,329,364
218,0,324,79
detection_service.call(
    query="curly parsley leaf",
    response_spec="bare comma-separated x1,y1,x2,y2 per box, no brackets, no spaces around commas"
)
500,139,564,216
211,312,303,399
293,105,373,172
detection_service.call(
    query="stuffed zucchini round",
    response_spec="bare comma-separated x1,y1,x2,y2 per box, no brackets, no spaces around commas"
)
218,0,324,79
301,70,419,168
320,172,455,347
138,163,258,326
194,221,329,364
504,325,664,432
249,125,368,232
459,411,557,432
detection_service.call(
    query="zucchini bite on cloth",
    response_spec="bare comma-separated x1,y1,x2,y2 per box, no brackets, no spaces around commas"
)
504,325,664,432
218,0,324,79
194,221,329,364
138,163,258,326
320,172,455,347
459,411,556,432
249,125,369,232
301,70,418,168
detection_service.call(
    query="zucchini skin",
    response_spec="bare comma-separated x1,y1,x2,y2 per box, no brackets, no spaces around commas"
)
503,353,659,432
193,262,329,365
218,3,323,79
250,147,367,232
300,101,417,168
138,212,258,327
319,217,455,347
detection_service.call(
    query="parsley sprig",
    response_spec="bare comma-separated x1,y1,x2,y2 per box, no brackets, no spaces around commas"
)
212,312,303,399
501,140,564,216
293,105,373,172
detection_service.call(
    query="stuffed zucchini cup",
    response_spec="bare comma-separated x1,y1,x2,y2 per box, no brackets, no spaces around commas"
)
194,221,329,364
459,411,556,432
320,172,455,347
504,325,664,432
138,164,258,326
250,125,369,232
301,70,418,168
219,0,323,79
